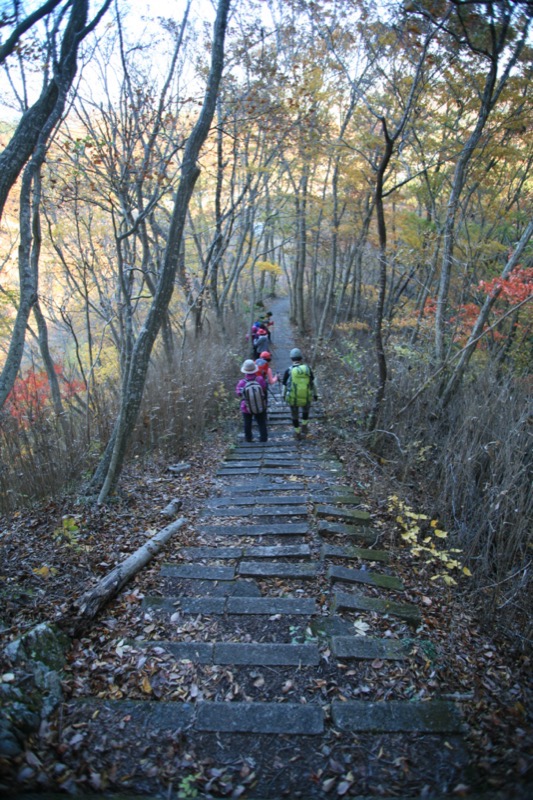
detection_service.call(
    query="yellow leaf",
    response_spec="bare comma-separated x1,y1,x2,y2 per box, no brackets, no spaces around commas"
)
442,575,457,586
433,529,447,538
462,567,472,577
32,566,50,578
141,676,152,694
430,520,438,527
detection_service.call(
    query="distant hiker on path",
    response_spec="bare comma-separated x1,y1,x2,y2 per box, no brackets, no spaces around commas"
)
250,323,270,359
282,348,317,439
236,359,268,443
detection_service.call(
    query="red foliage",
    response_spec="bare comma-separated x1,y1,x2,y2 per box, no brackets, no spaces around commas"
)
422,267,532,346
477,267,533,305
5,365,85,424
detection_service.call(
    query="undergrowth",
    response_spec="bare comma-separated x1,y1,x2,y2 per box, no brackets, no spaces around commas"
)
316,325,532,646
0,311,247,513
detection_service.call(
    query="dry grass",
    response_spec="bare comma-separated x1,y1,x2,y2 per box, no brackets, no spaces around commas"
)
317,329,532,644
0,311,247,513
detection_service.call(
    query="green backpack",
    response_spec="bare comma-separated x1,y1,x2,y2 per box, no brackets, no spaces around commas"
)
285,364,312,406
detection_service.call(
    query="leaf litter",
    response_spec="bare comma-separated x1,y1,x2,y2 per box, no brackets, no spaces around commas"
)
0,434,531,797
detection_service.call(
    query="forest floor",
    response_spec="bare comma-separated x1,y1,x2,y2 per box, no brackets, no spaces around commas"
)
0,419,531,798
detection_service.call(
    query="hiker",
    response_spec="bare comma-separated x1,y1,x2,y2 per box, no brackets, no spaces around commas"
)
255,351,279,387
255,351,279,409
282,348,317,439
263,311,274,341
252,326,270,359
236,359,268,443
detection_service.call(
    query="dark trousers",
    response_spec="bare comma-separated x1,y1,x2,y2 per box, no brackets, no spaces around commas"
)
243,411,268,442
290,404,310,428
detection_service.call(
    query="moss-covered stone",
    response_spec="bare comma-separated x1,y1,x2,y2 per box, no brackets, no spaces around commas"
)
5,622,69,671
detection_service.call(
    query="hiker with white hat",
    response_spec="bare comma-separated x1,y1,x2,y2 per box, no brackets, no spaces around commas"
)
235,359,268,443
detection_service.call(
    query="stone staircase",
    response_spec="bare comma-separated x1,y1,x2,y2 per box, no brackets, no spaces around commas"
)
52,305,473,798
56,418,471,797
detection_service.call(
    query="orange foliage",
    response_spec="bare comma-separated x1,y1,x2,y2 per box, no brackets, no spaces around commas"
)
477,267,533,305
5,365,85,425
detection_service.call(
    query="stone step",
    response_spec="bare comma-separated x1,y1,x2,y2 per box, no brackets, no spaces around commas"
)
197,522,309,537
318,521,377,542
331,636,410,660
330,700,462,733
322,544,389,563
180,545,311,560
327,565,404,591
311,493,364,505
316,504,371,524
154,577,260,599
216,469,258,477
239,561,318,579
160,564,235,580
200,504,308,518
206,494,309,508
145,641,320,666
71,698,324,735
261,468,339,477
333,590,421,625
197,701,324,734
148,595,318,615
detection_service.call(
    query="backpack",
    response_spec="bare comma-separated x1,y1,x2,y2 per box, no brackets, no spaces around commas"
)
255,358,269,379
254,334,269,352
241,379,267,414
285,364,311,406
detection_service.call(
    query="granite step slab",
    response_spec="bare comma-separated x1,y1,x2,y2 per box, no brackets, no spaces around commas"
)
197,522,309,537
226,596,317,615
322,544,389,563
196,701,324,734
262,468,338,477
328,565,404,591
330,700,462,733
333,590,421,625
160,564,235,580
214,642,319,666
216,469,262,477
331,636,411,660
214,481,308,493
151,595,318,615
318,521,378,543
239,561,318,579
148,641,319,666
311,494,364,506
180,545,311,560
70,698,324,735
200,505,308,518
206,494,309,508
154,578,260,599
215,481,325,494
316,504,371,524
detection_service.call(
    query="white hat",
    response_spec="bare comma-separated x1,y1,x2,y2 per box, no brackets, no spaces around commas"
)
241,359,258,373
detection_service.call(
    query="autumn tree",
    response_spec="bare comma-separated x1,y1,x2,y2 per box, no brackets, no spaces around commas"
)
0,0,111,410
90,0,231,502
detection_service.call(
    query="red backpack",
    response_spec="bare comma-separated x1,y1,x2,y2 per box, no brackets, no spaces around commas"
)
255,358,269,379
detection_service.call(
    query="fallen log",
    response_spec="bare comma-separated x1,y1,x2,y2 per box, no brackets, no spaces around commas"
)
69,517,186,628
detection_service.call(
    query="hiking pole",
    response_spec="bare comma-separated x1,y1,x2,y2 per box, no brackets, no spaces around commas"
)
267,384,281,405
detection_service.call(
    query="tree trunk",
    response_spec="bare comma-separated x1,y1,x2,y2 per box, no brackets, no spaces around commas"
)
439,218,533,407
0,0,111,222
434,6,530,362
69,517,186,631
92,0,230,502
